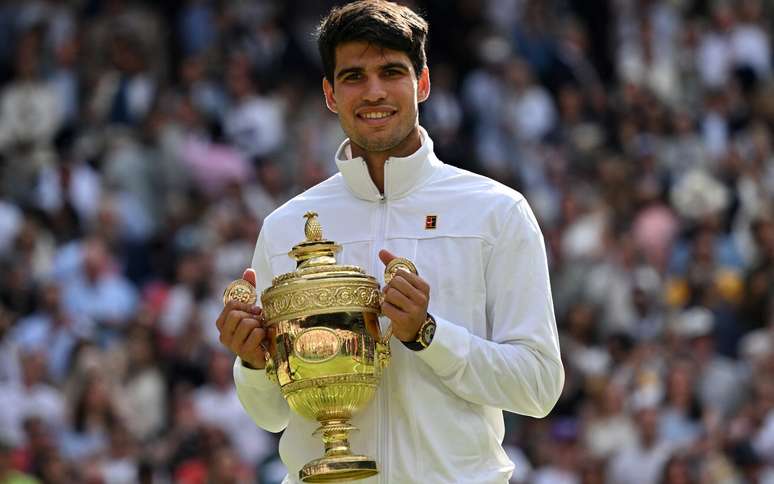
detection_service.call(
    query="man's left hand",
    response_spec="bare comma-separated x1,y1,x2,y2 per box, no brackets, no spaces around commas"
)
379,249,430,342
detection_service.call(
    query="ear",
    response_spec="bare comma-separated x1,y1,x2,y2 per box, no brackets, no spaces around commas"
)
322,77,338,114
417,67,431,103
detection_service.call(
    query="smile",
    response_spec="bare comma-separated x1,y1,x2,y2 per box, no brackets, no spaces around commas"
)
362,112,393,119
357,110,396,121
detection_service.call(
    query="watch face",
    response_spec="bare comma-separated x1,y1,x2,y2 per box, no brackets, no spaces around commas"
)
421,322,436,345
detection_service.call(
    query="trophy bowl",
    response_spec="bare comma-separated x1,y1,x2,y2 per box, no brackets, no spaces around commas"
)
231,211,415,483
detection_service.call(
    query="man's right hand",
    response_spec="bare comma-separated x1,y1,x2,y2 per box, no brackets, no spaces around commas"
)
216,269,268,369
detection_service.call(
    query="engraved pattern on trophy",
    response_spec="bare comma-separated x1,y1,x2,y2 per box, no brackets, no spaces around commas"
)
262,280,381,322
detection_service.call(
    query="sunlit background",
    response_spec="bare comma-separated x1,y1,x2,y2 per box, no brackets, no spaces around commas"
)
0,0,773,483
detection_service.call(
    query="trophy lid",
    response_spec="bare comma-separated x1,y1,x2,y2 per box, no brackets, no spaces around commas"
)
260,212,380,324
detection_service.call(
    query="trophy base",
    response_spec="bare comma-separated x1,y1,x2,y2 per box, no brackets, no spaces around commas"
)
299,454,378,482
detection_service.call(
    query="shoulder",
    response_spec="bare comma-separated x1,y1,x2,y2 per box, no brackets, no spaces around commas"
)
386,162,539,246
432,164,526,209
429,164,534,232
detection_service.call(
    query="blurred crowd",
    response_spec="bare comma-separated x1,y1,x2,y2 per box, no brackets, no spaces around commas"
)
0,0,773,483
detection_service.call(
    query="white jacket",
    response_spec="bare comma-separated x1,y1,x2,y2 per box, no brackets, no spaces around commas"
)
234,128,564,483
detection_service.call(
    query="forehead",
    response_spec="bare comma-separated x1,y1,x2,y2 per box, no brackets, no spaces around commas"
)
333,41,413,73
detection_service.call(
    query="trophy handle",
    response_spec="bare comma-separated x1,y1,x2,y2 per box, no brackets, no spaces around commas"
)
376,341,391,369
380,257,419,346
380,321,394,344
264,345,279,383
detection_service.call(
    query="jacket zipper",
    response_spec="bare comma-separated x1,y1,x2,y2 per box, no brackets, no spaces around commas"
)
373,161,390,484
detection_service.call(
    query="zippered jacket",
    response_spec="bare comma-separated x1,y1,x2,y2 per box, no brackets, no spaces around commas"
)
233,128,564,483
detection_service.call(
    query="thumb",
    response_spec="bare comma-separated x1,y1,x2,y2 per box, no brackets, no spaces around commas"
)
242,268,257,288
378,249,396,267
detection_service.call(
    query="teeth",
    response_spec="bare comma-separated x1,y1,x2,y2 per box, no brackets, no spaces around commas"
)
362,112,392,119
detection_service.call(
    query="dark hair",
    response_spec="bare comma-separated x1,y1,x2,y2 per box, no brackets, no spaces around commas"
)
317,0,428,84
72,374,118,433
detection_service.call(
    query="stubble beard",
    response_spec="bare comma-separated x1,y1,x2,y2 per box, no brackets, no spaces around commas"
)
354,133,403,153
345,116,417,155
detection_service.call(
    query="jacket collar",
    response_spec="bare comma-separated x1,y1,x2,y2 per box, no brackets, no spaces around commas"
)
334,126,442,201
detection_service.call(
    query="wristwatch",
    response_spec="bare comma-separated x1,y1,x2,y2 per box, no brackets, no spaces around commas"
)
402,313,436,351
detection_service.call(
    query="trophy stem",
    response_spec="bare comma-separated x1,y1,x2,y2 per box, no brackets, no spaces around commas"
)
315,419,357,457
300,419,378,482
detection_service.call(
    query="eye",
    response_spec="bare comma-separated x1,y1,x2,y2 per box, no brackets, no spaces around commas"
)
342,72,363,82
384,68,403,77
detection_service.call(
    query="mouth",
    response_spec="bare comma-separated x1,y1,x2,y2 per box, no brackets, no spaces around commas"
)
356,109,397,125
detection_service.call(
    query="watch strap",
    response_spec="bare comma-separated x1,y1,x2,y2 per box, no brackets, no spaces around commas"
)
402,340,425,351
401,313,436,351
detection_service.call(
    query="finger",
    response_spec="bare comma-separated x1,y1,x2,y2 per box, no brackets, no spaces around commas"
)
378,249,397,267
382,300,408,324
233,318,260,348
240,326,267,357
240,327,268,368
221,300,263,329
384,285,418,314
216,308,228,332
248,305,264,317
221,310,253,344
388,275,428,306
218,302,257,332
242,268,257,287
392,270,430,295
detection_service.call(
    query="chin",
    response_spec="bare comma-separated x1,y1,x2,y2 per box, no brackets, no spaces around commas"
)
365,129,414,152
366,141,403,153
351,133,397,153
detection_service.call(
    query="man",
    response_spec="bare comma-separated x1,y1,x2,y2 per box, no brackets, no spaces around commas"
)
215,1,564,482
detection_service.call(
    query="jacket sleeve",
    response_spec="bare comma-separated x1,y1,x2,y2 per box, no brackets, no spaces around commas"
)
415,199,564,418
233,229,290,433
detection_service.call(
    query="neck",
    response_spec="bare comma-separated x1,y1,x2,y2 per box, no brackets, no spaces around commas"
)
361,154,387,194
350,127,422,194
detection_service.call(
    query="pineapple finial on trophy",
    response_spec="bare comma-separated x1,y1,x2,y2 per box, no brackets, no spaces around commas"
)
304,211,323,241
290,212,341,269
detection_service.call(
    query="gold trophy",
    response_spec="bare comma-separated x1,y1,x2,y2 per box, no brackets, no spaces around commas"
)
224,212,417,482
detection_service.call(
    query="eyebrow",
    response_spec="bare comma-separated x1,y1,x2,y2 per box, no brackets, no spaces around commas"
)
335,62,411,81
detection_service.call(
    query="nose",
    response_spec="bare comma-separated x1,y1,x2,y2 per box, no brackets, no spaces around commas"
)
362,77,387,103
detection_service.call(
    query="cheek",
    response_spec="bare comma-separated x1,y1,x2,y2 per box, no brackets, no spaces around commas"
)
332,87,356,106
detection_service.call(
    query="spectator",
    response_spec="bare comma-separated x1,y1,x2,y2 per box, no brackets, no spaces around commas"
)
582,381,638,460
59,372,118,461
0,28,62,205
223,54,286,159
671,307,747,416
59,236,138,343
607,405,674,484
118,324,166,442
192,350,274,468
0,351,65,448
11,281,93,384
89,32,157,127
0,303,21,384
659,356,703,447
